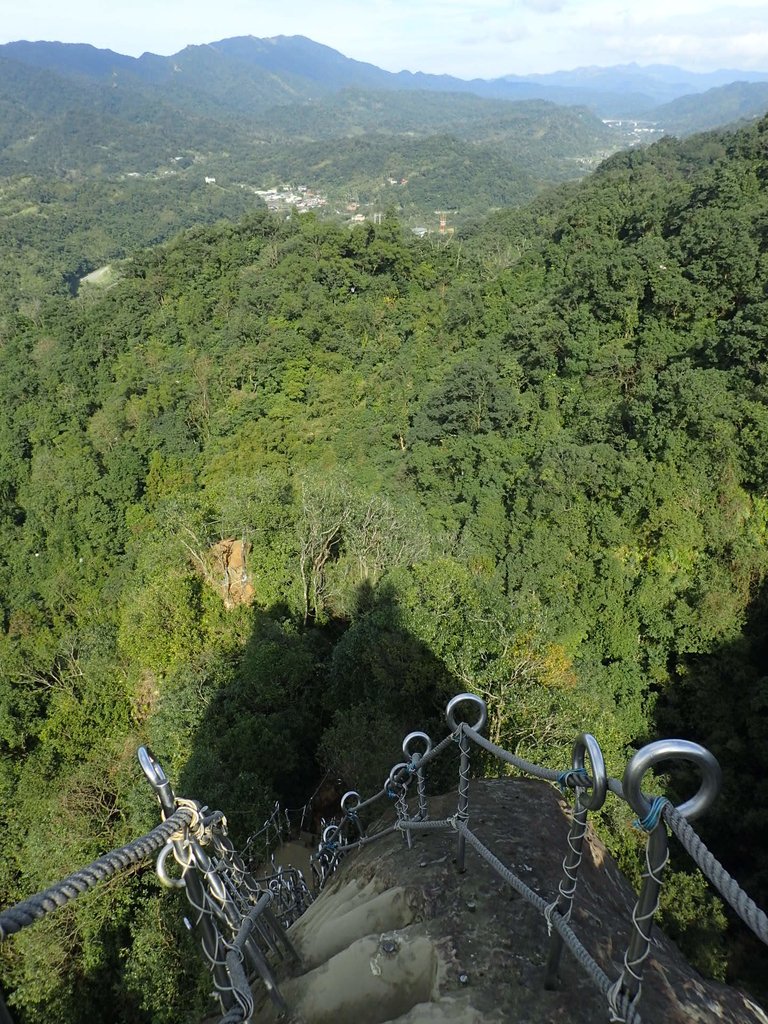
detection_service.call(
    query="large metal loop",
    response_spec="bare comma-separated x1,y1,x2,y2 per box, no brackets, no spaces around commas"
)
340,790,361,813
322,824,340,845
138,746,176,817
402,731,432,759
623,739,721,823
138,746,168,787
572,733,607,812
156,842,186,889
445,693,487,734
387,762,410,789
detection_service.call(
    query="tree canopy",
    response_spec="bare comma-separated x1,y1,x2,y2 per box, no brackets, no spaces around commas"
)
2,116,768,1019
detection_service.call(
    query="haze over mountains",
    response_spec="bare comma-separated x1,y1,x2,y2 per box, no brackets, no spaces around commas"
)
3,32,768,315
3,34,768,125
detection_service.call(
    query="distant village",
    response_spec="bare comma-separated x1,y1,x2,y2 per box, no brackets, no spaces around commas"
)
250,184,328,213
126,164,451,233
244,181,450,237
603,118,666,145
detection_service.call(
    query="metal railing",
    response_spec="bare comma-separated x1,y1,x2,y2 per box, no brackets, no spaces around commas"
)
306,692,768,1024
2,692,767,1023
0,749,313,1023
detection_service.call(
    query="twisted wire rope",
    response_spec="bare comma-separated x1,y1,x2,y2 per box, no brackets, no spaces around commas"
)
453,819,642,1024
3,695,768,1024
463,724,571,784
662,802,768,945
0,806,194,939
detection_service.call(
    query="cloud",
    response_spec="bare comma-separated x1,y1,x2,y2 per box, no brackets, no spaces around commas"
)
3,0,768,77
522,0,567,12
608,29,768,69
463,25,532,47
573,4,768,70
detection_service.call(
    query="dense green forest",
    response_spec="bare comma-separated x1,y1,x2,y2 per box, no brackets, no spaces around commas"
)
2,112,768,1021
651,80,768,136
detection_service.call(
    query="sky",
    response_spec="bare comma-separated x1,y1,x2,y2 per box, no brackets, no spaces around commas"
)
3,0,768,77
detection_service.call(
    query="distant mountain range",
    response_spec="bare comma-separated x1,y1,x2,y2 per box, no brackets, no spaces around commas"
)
3,35,768,124
3,32,768,198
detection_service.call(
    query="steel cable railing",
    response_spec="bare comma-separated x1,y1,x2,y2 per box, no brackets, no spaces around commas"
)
307,691,767,1024
1,691,766,1024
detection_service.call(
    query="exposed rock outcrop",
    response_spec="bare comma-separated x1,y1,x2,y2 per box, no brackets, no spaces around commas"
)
208,538,255,608
258,778,767,1024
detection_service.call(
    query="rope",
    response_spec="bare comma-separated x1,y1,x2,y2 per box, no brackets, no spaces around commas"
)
608,777,626,799
219,948,254,1024
662,803,768,945
454,821,642,1024
0,806,194,939
464,726,579,786
350,786,389,813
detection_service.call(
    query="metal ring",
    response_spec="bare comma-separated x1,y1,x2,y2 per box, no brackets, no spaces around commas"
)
138,746,168,787
387,762,410,788
572,733,607,811
341,790,361,812
403,731,433,758
322,824,340,844
445,693,488,733
623,739,721,823
156,842,186,889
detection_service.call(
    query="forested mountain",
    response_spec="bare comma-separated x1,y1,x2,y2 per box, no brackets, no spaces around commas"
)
3,36,768,120
0,55,238,174
0,50,620,314
649,80,768,135
1,110,768,1020
0,51,616,180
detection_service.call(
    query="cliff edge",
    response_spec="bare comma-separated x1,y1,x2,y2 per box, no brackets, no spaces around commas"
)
256,778,767,1023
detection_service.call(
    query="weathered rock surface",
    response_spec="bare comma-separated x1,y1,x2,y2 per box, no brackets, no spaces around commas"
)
256,778,767,1024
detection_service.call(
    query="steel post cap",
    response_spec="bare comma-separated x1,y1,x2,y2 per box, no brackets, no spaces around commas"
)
403,730,433,758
